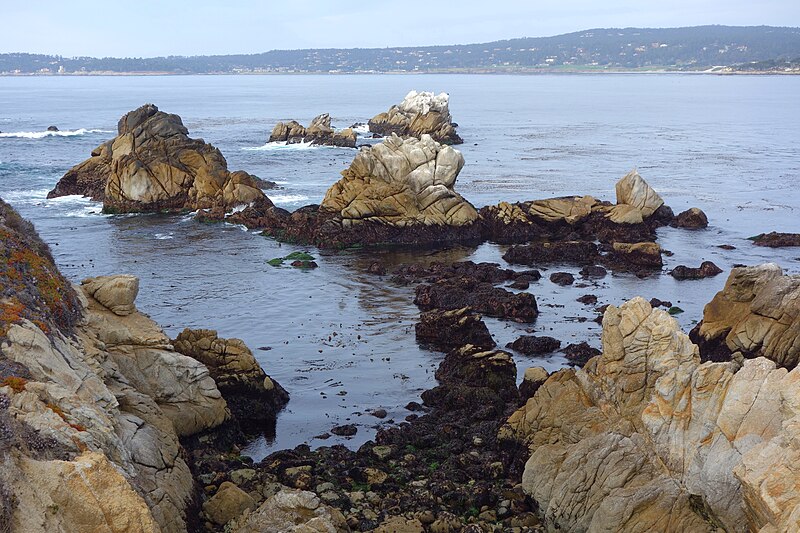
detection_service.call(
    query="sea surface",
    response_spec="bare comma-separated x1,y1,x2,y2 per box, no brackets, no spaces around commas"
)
1,74,798,458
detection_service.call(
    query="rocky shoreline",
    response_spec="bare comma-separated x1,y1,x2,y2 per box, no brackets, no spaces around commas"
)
5,98,800,532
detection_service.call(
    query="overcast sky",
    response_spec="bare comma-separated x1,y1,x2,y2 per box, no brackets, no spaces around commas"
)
2,0,798,57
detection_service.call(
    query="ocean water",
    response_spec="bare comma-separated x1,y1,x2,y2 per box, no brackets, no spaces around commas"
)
0,74,798,458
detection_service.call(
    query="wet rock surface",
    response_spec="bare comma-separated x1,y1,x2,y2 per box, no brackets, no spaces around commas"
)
670,261,723,280
671,207,709,228
505,336,561,356
415,278,538,323
751,231,800,247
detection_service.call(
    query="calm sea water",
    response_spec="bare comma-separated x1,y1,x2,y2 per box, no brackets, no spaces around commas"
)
1,74,798,457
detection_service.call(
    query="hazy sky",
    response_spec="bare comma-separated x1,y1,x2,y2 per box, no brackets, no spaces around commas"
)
2,0,798,57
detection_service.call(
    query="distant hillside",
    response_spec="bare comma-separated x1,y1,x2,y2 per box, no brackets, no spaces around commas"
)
2,26,800,75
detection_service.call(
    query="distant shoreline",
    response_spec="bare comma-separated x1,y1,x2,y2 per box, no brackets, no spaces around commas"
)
2,69,798,77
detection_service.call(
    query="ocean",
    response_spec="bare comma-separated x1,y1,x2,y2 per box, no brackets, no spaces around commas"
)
1,73,798,457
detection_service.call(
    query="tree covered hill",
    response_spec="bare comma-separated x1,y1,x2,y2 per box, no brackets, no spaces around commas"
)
2,25,799,74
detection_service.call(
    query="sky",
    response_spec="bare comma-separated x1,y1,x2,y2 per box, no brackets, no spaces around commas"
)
1,0,798,57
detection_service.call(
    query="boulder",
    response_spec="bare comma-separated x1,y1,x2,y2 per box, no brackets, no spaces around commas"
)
321,133,477,228
670,261,723,280
81,275,139,316
415,307,495,352
611,169,664,220
518,366,549,401
671,207,709,228
502,241,599,266
690,263,800,368
506,336,561,356
269,113,357,148
501,297,800,532
203,481,256,526
610,241,663,268
368,90,462,145
231,488,349,533
47,104,266,213
173,328,288,427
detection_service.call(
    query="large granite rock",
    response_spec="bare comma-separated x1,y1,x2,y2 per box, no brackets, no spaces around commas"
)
501,297,800,532
322,133,477,228
368,90,462,145
173,328,289,428
269,113,356,148
691,263,800,368
231,488,349,533
47,104,266,213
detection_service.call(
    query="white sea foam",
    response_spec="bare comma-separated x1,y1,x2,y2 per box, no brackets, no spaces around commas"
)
352,123,371,135
154,232,174,240
0,128,112,139
242,141,318,151
270,194,310,205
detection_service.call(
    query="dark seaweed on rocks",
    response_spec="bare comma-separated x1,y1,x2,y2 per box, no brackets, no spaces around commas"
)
415,277,538,323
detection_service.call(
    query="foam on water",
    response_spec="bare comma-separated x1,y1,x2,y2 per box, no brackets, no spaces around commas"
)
269,193,310,205
0,128,112,139
352,123,370,135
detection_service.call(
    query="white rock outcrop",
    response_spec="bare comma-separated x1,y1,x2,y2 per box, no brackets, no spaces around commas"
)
368,91,462,145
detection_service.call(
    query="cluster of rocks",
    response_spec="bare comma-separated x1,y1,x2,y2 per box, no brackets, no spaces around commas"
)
368,90,463,145
47,104,267,215
268,113,357,148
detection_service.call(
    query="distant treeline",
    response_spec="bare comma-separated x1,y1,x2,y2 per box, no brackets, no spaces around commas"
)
2,25,799,74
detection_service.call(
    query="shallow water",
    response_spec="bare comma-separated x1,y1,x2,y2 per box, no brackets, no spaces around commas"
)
0,74,798,458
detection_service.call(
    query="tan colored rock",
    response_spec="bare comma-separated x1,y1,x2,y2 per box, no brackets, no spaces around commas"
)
269,114,356,148
232,488,349,533
10,452,160,533
526,195,597,224
48,104,267,213
368,91,462,145
694,263,800,368
321,134,477,228
614,169,664,219
611,241,663,267
204,481,256,526
81,274,139,316
502,297,800,532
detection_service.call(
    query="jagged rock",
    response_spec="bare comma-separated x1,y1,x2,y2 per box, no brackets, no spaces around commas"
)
506,336,561,356
269,113,357,148
670,261,723,280
231,488,349,533
691,263,800,368
671,207,709,228
501,297,800,532
322,133,477,228
47,104,265,213
81,274,139,316
203,481,256,526
415,277,538,323
173,328,288,427
751,232,800,247
561,341,601,366
368,91,462,144
607,169,665,222
415,307,495,351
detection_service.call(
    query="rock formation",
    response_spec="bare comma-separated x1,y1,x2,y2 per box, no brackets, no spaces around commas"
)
368,90,462,145
415,307,496,351
671,207,709,228
269,113,357,148
691,263,800,368
230,489,349,533
0,198,286,533
47,104,266,213
751,232,800,247
174,328,288,428
670,261,723,280
480,170,674,245
501,297,800,532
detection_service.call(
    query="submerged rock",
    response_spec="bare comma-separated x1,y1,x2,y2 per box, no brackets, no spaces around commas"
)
750,231,800,247
506,336,561,355
368,90,462,145
502,297,800,532
269,113,357,148
691,263,800,368
47,104,265,214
